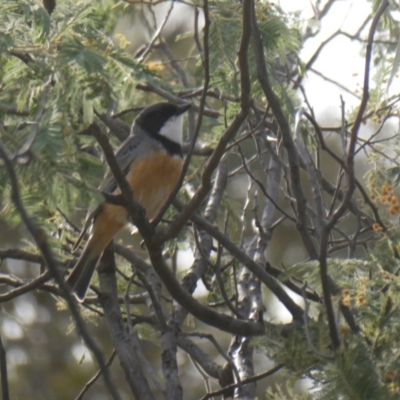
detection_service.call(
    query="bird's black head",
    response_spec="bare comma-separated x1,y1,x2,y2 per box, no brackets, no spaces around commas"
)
135,102,191,142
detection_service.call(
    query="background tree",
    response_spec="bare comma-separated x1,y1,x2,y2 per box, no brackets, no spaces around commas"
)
1,0,400,399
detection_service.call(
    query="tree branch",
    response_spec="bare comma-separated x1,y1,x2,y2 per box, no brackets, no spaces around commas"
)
0,141,121,400
0,335,9,400
98,245,155,400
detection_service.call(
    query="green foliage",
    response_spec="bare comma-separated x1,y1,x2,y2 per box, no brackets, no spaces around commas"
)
259,321,328,376
267,383,313,400
313,339,392,400
256,248,400,399
0,0,156,230
208,1,242,94
207,1,301,118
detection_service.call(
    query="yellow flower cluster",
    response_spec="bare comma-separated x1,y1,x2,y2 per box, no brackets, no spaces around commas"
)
341,288,367,307
370,184,400,221
341,289,351,307
372,222,382,232
387,371,400,394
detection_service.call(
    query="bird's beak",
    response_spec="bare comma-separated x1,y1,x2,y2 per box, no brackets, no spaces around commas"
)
176,102,192,115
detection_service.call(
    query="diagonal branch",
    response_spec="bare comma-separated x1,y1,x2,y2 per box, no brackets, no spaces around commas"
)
0,141,121,400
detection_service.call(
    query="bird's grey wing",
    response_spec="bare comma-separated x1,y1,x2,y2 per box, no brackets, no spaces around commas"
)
100,134,144,194
73,134,144,252
72,206,101,253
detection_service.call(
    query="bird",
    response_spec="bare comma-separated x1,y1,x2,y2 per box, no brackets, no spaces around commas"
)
66,101,191,301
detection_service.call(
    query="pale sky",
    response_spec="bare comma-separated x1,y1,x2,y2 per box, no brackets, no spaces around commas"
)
280,0,379,123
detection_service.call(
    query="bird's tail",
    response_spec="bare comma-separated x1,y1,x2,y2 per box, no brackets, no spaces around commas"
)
66,245,101,302
67,203,126,301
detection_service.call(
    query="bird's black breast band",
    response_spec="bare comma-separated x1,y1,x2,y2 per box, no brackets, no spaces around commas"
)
153,134,182,158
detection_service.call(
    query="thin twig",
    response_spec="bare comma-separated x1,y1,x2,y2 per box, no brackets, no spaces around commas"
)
184,332,241,386
75,350,117,400
137,1,175,62
193,228,242,318
199,364,284,400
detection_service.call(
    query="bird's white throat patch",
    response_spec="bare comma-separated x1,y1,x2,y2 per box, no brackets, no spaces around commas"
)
159,114,183,145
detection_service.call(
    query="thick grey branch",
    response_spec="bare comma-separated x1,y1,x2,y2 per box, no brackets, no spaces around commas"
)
98,246,155,400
